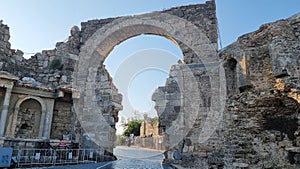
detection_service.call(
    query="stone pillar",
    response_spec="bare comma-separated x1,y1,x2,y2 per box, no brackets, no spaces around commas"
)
38,110,46,138
43,111,52,139
0,71,19,137
43,99,54,139
0,87,12,137
6,107,19,137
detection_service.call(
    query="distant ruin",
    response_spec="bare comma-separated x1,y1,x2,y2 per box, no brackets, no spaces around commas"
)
0,0,300,168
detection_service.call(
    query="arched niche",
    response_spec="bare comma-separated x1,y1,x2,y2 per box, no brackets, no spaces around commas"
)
223,58,238,96
9,96,47,139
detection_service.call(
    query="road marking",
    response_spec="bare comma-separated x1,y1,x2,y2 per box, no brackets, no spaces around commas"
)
96,161,114,169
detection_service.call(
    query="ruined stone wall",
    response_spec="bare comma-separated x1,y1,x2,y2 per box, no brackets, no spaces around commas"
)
0,22,11,58
0,23,23,74
140,121,159,137
151,11,300,169
50,94,73,140
0,21,81,143
152,62,221,168
0,19,122,153
217,13,300,169
0,20,82,88
221,13,300,92
156,12,300,169
15,31,80,88
95,65,122,126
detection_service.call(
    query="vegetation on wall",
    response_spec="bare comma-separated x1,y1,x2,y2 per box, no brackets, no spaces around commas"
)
49,58,63,70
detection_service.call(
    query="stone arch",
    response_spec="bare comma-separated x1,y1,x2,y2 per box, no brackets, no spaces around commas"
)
73,12,219,150
78,13,217,65
9,96,47,139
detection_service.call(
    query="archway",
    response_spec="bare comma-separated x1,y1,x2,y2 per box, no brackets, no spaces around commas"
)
72,10,221,154
102,34,185,152
104,34,184,133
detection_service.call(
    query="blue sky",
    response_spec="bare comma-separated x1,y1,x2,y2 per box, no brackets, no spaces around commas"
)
0,0,298,53
0,0,299,124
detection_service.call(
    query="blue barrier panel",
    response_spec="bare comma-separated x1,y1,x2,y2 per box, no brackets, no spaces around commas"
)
0,147,13,167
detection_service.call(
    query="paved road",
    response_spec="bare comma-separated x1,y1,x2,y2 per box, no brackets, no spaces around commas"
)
43,146,169,169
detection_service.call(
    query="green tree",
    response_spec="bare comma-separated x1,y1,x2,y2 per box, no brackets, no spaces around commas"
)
123,120,142,137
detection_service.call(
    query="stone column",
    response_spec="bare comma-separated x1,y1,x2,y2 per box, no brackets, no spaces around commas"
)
38,110,46,138
43,111,52,139
0,71,19,137
6,107,19,137
43,99,54,139
0,87,12,137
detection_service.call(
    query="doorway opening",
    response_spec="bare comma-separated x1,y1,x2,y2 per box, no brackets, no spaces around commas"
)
103,34,183,158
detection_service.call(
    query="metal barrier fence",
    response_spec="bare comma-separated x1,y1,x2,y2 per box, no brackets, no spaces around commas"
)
11,148,104,168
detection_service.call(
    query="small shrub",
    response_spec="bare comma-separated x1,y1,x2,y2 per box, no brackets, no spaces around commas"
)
49,58,63,70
